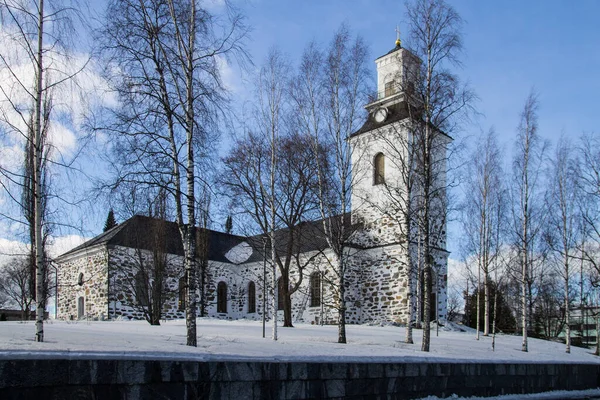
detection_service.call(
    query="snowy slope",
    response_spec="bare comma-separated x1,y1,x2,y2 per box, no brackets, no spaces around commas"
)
0,318,598,365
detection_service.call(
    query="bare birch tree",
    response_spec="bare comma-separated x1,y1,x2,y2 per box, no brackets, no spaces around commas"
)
98,0,247,346
461,129,505,337
578,133,600,280
0,0,89,341
405,0,473,352
220,49,290,339
576,133,600,354
544,135,581,353
511,90,548,352
374,106,420,344
113,193,174,325
290,25,370,344
221,130,323,328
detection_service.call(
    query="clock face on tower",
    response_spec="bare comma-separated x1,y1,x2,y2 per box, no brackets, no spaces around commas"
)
374,107,388,123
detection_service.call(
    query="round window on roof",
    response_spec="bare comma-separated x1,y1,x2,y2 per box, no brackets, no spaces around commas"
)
77,272,84,286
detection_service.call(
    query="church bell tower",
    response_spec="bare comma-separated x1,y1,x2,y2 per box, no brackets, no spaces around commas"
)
348,31,420,248
346,30,449,325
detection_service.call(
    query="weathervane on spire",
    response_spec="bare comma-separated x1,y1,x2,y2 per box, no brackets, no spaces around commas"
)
395,25,402,48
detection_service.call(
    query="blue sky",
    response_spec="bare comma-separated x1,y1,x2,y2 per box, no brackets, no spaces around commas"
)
230,0,600,255
1,0,599,260
242,0,599,146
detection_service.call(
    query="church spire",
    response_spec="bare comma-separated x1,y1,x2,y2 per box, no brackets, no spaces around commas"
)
395,26,402,48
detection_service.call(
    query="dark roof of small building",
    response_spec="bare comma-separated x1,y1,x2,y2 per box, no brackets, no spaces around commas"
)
58,214,358,265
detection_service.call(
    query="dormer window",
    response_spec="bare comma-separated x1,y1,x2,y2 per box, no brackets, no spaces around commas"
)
374,153,385,185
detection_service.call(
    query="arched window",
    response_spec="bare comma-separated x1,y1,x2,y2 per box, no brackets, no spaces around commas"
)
374,153,385,185
135,271,148,306
178,276,186,311
248,281,256,313
277,277,284,311
310,272,321,307
77,272,84,286
77,296,85,319
217,281,227,313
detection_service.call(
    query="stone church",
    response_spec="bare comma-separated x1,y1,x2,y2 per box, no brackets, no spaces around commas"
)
56,41,449,325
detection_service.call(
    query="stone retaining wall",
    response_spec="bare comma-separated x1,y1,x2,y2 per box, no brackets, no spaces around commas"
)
1,358,598,399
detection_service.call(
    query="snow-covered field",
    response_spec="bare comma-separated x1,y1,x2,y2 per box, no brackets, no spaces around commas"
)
0,318,598,364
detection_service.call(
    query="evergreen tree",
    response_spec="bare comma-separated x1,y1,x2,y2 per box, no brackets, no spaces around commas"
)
466,281,516,333
224,215,233,234
103,209,117,232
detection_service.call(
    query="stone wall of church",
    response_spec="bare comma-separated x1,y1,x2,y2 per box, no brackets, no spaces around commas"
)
206,251,339,326
58,243,446,325
343,243,448,326
57,247,110,320
433,251,448,322
205,260,264,320
345,244,411,324
287,251,336,325
107,246,185,321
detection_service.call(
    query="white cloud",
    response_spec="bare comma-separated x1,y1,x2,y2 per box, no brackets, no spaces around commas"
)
0,142,24,174
48,235,89,259
48,122,77,157
447,258,468,286
216,54,237,92
0,238,29,268
0,25,114,162
0,234,89,269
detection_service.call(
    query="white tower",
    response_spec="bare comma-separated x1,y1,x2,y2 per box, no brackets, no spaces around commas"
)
346,33,448,325
349,35,420,247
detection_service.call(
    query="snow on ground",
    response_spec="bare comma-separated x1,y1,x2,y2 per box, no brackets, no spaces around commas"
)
0,318,598,364
418,388,600,400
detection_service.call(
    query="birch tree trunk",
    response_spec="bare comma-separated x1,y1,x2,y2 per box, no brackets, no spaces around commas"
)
405,210,414,344
476,253,481,340
337,255,347,343
521,205,529,352
270,124,278,341
34,0,46,342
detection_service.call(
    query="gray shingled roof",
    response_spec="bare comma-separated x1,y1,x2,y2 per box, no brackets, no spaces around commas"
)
58,215,250,263
58,214,357,265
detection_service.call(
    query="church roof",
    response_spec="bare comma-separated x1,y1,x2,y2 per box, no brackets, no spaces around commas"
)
58,214,356,265
375,44,403,61
350,101,411,138
258,213,355,256
350,101,454,141
58,215,250,263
